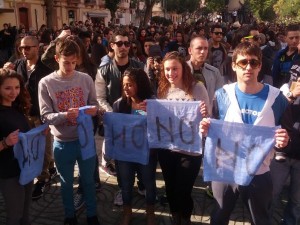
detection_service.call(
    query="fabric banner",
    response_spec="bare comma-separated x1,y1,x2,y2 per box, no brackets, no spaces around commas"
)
147,99,202,154
203,119,277,185
104,112,149,165
77,106,96,160
14,123,48,185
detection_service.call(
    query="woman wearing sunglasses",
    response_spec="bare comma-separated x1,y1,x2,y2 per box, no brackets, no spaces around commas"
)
157,51,209,225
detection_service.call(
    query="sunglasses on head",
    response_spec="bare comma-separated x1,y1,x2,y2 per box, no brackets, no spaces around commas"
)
114,41,131,47
213,32,223,35
235,59,261,69
18,45,37,51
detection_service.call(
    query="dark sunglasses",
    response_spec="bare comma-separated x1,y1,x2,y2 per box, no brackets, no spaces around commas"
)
114,41,131,47
236,59,261,69
213,32,223,35
18,45,37,51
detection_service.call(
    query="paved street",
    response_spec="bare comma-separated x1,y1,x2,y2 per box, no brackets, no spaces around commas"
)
0,136,287,225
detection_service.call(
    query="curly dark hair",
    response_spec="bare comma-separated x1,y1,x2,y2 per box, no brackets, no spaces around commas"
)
0,69,31,115
122,68,153,104
157,51,195,99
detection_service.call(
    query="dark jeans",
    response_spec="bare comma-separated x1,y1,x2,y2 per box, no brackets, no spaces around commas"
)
271,158,300,225
0,177,33,225
158,150,202,219
117,152,157,205
210,172,273,225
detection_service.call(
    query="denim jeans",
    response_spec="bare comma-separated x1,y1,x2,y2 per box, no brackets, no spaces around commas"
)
53,140,96,218
210,172,273,225
117,152,157,205
158,150,202,219
271,158,300,225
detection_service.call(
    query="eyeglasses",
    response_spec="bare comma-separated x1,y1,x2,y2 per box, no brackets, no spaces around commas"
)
213,32,223,35
235,59,261,69
18,45,37,51
114,41,131,47
131,46,137,49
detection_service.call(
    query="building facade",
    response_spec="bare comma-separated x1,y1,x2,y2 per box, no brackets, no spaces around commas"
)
0,0,111,30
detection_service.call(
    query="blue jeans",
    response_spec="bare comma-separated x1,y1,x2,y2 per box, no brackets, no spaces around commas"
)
53,140,96,218
271,158,300,225
117,153,157,205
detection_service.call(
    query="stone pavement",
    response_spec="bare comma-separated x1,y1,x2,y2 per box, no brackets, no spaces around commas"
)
0,136,287,225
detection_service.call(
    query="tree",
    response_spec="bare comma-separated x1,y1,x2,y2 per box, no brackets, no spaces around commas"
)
246,0,276,22
45,0,54,29
205,0,227,14
141,0,161,27
165,0,199,14
273,0,300,22
105,0,121,24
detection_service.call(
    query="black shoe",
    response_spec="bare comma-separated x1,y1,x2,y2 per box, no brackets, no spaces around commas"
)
87,216,100,225
49,167,58,180
32,181,48,200
64,217,77,225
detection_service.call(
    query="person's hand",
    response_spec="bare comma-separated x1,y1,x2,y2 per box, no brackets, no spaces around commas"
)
274,128,289,149
200,118,210,137
66,108,79,122
138,101,147,112
291,77,300,98
84,106,98,116
3,62,15,70
5,130,19,146
199,101,208,118
57,29,71,40
146,57,154,70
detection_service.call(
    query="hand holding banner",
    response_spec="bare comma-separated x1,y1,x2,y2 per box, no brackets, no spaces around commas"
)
14,123,48,185
203,119,278,185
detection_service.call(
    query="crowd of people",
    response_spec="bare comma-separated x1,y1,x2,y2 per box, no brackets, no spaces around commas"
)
0,17,300,225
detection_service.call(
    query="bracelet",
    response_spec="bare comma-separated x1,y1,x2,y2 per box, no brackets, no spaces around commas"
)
2,138,9,149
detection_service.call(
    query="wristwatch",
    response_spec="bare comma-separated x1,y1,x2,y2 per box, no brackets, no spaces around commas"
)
286,91,296,100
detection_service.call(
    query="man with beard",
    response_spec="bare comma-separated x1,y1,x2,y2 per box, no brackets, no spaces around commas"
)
95,30,144,206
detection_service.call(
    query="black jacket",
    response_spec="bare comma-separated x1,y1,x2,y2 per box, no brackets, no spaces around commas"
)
14,58,53,117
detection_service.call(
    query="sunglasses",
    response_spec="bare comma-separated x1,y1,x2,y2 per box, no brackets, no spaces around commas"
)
213,32,223,35
235,59,261,69
18,45,37,51
114,41,131,47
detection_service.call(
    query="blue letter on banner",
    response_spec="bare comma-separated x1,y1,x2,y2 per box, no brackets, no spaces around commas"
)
147,99,202,154
104,112,149,165
14,123,48,185
203,119,278,185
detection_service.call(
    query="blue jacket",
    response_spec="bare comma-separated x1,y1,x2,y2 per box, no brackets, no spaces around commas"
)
271,46,300,88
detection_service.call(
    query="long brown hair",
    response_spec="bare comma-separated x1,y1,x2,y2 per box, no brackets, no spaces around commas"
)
0,69,31,115
157,51,195,98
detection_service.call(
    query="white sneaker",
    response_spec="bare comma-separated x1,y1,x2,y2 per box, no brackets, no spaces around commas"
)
114,190,123,206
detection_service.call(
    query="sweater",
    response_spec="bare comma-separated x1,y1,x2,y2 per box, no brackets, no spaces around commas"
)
38,71,98,141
